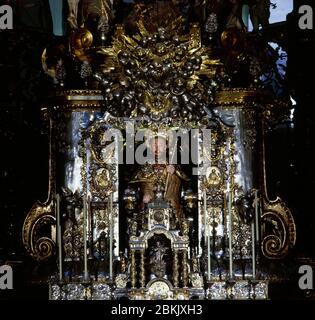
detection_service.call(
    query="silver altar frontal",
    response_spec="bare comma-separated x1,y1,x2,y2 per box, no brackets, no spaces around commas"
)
22,1,296,300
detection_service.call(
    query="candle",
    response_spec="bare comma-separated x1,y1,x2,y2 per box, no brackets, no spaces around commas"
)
254,190,259,242
56,194,62,281
253,189,259,279
204,192,211,281
251,219,256,279
87,195,93,260
109,193,113,281
202,128,212,175
83,195,88,281
87,195,91,238
207,218,211,281
209,129,212,170
228,190,233,279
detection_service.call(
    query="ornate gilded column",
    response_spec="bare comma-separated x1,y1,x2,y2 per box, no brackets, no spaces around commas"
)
140,250,145,288
182,250,188,288
173,250,179,288
131,250,136,289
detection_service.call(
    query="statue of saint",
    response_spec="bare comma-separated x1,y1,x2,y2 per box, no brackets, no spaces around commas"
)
129,135,189,223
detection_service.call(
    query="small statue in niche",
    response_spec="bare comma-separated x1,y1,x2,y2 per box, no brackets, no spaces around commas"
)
97,231,108,261
130,220,138,237
182,220,189,236
119,251,127,273
192,252,200,273
149,241,168,278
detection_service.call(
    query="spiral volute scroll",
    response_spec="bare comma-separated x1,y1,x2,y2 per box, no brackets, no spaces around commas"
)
22,200,56,262
261,198,296,259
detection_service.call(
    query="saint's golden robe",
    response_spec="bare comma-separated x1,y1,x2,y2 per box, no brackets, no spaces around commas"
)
130,164,189,221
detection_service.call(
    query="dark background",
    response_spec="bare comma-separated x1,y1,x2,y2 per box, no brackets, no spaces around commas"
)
0,0,314,299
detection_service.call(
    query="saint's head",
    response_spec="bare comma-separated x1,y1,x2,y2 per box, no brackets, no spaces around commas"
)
150,135,168,160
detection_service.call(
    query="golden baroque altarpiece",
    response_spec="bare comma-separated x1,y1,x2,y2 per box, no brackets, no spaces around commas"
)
22,1,295,300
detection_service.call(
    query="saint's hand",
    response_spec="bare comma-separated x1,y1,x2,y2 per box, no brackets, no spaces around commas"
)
143,194,152,204
166,165,175,175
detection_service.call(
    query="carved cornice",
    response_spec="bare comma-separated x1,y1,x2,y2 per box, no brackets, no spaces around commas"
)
213,87,273,108
47,90,105,110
